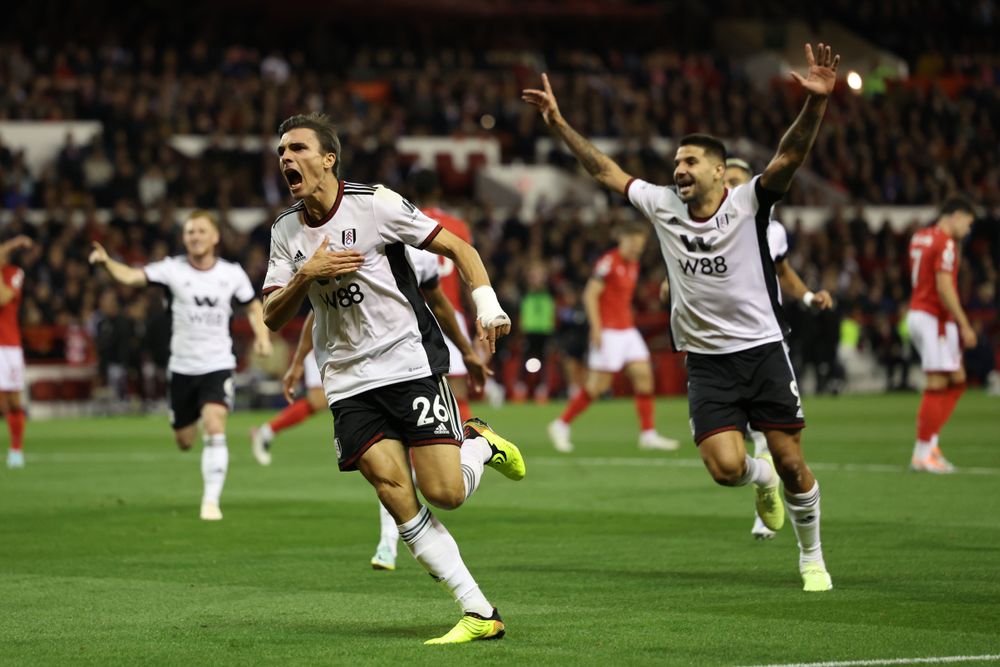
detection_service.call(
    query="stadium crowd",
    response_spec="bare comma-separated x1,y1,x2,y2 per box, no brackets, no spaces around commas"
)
1,9,998,400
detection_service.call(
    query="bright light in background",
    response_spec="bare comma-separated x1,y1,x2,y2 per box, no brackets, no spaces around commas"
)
847,71,863,91
524,358,542,373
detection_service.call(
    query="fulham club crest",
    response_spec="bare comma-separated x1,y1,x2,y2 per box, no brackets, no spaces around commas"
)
342,228,357,247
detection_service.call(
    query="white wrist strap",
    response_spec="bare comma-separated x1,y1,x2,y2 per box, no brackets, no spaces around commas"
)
472,285,507,326
803,291,816,307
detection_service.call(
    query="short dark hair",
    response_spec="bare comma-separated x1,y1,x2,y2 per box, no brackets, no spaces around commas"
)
277,113,342,178
679,134,727,164
939,195,976,218
412,169,440,198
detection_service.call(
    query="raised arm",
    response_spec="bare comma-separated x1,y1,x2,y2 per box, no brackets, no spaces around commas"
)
760,43,840,194
522,73,633,195
88,241,148,287
425,228,510,353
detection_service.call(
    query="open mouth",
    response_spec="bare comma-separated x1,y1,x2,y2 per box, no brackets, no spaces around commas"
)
284,168,303,191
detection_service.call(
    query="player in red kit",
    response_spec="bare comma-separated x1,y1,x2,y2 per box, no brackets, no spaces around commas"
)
906,197,977,473
0,235,33,469
548,221,679,453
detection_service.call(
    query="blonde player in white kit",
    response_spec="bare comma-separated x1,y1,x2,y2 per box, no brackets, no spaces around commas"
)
262,113,523,644
90,210,273,520
526,43,840,592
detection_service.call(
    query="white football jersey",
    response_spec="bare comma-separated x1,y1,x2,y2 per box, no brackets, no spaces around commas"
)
144,256,256,375
626,175,787,354
263,181,449,403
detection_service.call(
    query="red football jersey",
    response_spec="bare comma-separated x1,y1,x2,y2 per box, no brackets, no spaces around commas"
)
593,249,638,330
908,225,958,321
0,265,24,346
423,206,472,315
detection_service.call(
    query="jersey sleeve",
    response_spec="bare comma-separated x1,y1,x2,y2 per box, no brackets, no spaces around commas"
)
593,253,614,280
766,218,789,262
625,178,668,222
232,265,256,304
935,237,956,273
143,258,174,289
373,186,442,249
406,246,441,290
263,225,295,295
6,268,24,296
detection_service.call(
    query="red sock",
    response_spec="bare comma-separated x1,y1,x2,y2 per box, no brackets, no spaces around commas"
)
916,389,947,442
936,383,966,435
635,394,655,431
560,389,593,424
7,408,24,450
456,396,472,423
269,399,315,434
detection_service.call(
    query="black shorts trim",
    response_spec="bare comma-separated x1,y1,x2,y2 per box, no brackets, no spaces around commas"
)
339,431,386,472
409,437,462,447
749,421,806,431
694,425,742,445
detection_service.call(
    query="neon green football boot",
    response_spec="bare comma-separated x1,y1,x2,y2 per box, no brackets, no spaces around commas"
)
463,418,526,481
754,452,785,531
800,561,833,592
424,608,505,645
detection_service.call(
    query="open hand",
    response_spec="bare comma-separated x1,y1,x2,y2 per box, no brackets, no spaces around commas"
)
301,236,364,279
790,43,840,97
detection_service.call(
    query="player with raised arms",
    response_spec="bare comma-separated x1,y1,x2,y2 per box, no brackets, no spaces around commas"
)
524,43,840,591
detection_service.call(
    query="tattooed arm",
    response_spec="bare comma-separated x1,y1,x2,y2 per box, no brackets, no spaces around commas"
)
522,73,633,195
761,43,840,194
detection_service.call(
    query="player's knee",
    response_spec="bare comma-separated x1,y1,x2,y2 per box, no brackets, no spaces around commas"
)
705,457,744,486
174,433,194,451
420,481,465,510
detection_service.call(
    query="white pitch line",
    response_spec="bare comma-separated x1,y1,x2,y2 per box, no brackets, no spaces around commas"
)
20,453,1000,476
735,654,1000,667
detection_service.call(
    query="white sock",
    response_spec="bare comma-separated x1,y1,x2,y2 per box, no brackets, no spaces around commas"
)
378,502,399,557
259,423,274,442
398,506,493,617
639,429,657,439
201,433,229,504
912,439,933,460
785,481,824,565
459,436,491,500
738,454,776,487
748,429,768,457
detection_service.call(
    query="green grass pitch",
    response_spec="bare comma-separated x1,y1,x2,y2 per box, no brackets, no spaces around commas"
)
1,392,998,666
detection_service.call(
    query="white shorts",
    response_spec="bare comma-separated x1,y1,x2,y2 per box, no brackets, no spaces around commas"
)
908,309,961,372
0,346,25,391
444,311,469,377
587,328,650,373
304,350,323,389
